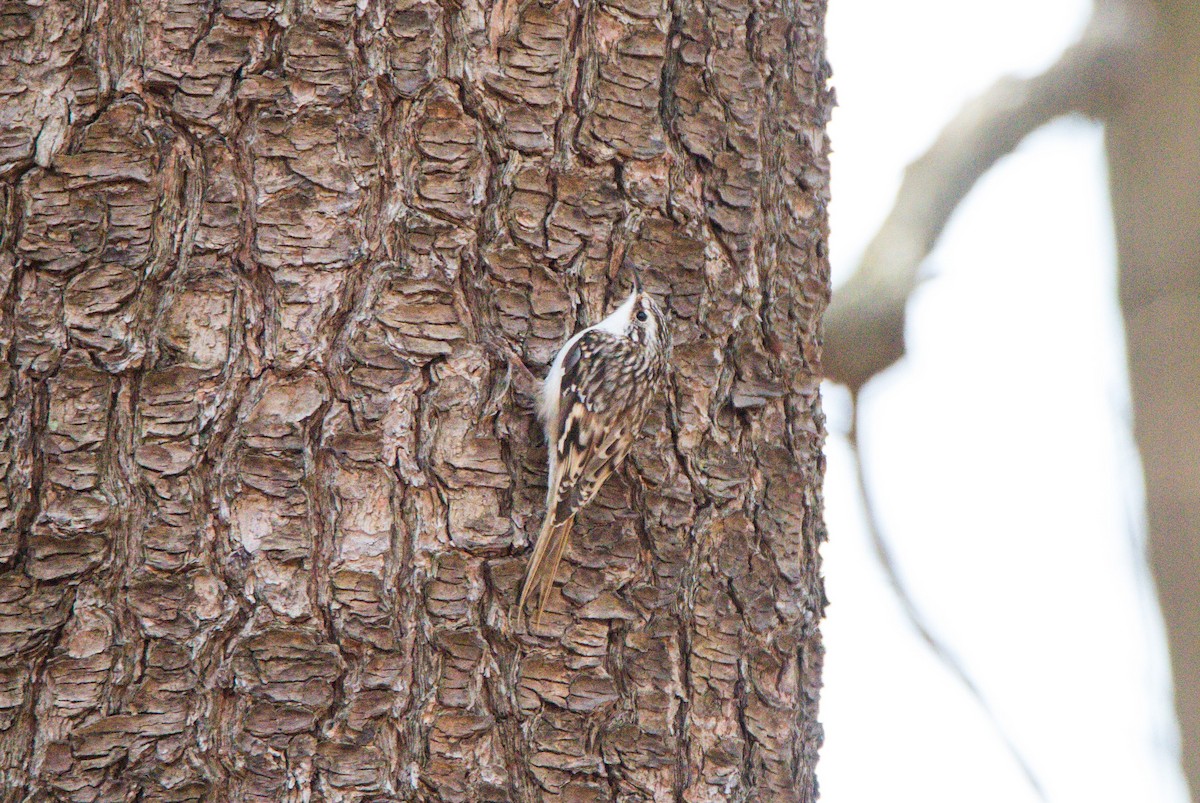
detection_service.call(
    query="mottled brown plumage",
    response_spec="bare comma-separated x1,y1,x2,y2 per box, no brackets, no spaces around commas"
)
519,288,669,626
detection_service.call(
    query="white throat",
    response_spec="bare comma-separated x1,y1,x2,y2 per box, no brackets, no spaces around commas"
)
594,291,637,336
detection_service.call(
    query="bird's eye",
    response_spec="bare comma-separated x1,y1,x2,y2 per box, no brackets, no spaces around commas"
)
636,310,648,322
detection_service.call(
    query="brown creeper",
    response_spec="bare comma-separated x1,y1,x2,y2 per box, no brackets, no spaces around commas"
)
518,281,670,626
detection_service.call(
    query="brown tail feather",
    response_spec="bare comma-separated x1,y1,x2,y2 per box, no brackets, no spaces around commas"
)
535,519,573,626
518,515,575,627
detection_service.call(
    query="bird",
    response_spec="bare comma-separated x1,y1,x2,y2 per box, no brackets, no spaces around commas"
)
518,278,670,627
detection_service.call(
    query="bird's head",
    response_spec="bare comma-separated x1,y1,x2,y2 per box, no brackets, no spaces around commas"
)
601,279,667,350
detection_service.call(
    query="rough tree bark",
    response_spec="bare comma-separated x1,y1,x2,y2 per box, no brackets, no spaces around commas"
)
0,0,832,800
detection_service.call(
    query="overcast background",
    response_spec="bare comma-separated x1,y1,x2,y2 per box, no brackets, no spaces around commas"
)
818,1,1190,801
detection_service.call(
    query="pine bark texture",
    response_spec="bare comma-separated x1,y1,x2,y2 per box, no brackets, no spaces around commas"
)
0,0,831,799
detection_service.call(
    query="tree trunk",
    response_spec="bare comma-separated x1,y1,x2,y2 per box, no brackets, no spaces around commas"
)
1108,1,1200,798
0,0,831,800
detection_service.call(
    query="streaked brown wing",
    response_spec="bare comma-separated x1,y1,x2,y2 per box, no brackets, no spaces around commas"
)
552,404,633,523
548,331,638,525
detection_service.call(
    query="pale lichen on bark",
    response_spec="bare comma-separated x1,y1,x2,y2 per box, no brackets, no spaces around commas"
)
0,0,831,798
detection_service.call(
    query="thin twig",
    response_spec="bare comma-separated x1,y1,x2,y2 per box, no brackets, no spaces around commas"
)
846,392,1049,802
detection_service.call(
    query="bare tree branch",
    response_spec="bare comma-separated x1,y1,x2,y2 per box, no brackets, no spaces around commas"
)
827,6,1154,795
823,14,1135,391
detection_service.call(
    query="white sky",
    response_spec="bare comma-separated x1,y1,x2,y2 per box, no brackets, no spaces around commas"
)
819,1,1190,801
